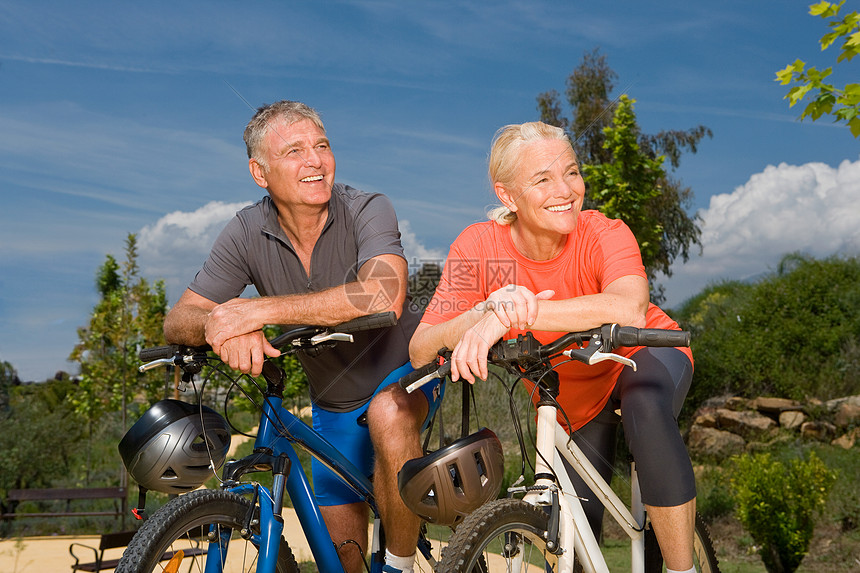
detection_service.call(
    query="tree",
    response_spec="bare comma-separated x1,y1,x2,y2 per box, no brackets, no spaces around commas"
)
0,378,84,497
69,233,168,424
408,261,443,313
776,1,860,137
538,48,710,295
0,360,19,412
583,95,667,268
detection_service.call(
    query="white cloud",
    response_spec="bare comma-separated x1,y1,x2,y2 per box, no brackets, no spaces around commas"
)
399,219,447,270
661,156,860,307
138,200,252,300
137,205,449,304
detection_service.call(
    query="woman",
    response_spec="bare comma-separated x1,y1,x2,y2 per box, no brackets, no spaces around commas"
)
409,122,697,573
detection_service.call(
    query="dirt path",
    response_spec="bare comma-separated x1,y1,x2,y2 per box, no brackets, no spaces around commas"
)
0,507,316,572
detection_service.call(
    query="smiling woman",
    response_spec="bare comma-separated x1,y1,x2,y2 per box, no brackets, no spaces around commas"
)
409,120,700,571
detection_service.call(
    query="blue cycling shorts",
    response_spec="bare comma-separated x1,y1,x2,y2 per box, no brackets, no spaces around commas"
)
310,362,445,506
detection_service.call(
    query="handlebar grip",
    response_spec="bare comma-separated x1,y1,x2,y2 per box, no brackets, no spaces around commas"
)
398,361,440,389
334,311,397,334
615,327,691,348
139,345,176,361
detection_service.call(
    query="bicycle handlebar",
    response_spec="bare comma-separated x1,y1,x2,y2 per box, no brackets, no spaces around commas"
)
138,311,398,365
399,324,691,392
536,324,690,359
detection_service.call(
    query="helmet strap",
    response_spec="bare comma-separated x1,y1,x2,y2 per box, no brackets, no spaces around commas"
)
132,486,149,521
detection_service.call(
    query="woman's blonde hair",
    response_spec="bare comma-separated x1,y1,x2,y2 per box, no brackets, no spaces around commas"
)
486,122,574,225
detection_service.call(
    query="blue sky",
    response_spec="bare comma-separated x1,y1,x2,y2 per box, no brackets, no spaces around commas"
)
1,1,858,381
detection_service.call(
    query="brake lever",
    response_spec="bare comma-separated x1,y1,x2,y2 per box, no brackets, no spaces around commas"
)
563,346,638,371
404,363,451,394
309,332,354,345
138,358,175,373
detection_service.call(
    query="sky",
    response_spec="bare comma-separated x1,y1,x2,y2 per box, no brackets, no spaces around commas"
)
1,1,858,382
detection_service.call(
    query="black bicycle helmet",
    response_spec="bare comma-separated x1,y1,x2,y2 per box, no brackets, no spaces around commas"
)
397,427,504,526
118,399,231,494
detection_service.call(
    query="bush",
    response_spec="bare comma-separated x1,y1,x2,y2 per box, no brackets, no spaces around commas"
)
672,253,860,414
730,450,836,573
695,466,735,523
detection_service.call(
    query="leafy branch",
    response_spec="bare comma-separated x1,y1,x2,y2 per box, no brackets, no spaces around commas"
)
776,1,860,136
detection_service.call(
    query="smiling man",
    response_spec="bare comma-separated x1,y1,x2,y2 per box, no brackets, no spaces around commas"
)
163,101,433,573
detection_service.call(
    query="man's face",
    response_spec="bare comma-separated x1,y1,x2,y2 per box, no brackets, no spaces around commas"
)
253,117,336,209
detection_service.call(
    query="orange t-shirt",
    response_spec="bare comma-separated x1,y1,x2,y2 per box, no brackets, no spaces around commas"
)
420,212,693,430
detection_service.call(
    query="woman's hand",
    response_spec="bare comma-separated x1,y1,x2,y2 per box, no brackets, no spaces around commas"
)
451,285,554,383
484,285,554,330
450,311,509,383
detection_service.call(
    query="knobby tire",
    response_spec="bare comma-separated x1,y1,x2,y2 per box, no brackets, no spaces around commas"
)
438,498,719,573
116,488,299,573
437,498,553,573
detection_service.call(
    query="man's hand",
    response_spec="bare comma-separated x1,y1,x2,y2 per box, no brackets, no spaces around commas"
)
217,330,280,378
205,298,265,355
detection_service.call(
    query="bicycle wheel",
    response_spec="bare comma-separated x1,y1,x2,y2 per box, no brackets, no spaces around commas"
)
437,498,554,573
644,511,720,573
116,489,299,573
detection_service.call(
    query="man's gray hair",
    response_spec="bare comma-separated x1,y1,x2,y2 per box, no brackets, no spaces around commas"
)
243,101,326,171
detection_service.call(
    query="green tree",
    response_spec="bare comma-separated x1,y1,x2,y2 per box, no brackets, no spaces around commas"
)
538,48,710,293
731,451,837,573
583,95,666,267
69,233,168,424
776,1,860,136
0,360,19,412
0,378,84,495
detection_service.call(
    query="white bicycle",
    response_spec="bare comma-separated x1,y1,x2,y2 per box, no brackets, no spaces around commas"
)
401,324,719,573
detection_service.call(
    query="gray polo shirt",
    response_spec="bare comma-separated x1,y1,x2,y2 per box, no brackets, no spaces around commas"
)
189,183,421,411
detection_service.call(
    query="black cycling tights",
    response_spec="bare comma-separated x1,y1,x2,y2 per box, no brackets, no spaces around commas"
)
562,346,695,541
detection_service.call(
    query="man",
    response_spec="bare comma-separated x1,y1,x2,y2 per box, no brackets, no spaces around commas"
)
164,100,432,573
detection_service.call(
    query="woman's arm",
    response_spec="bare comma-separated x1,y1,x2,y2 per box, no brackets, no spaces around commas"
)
409,285,554,381
529,275,650,332
410,275,647,383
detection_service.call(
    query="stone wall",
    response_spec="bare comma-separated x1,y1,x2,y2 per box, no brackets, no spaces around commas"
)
686,394,860,459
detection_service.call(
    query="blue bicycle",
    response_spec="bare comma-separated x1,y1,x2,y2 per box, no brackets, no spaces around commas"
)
116,312,446,573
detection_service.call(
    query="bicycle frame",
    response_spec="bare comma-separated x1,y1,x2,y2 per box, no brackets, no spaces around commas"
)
131,313,444,573
525,401,647,573
220,391,378,573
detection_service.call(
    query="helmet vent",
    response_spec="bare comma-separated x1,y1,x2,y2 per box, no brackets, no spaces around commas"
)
191,433,210,453
474,452,487,475
421,487,437,507
474,452,489,486
447,463,464,495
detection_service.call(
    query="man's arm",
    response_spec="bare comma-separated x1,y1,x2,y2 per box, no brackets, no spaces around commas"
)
166,253,406,376
204,253,407,350
163,288,218,346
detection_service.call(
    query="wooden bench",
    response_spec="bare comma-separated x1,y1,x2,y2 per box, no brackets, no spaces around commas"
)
69,530,205,572
2,487,128,528
69,531,135,573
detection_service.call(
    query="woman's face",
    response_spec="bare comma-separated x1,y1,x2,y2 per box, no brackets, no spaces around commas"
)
497,138,585,238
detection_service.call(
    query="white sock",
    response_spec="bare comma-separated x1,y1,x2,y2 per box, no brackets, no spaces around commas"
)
384,548,415,573
667,567,696,573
